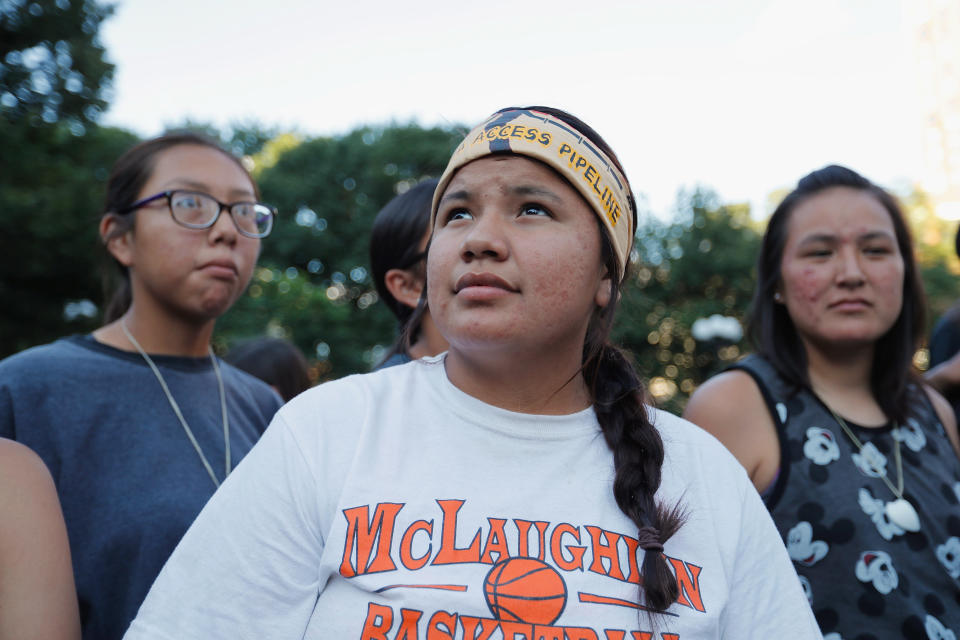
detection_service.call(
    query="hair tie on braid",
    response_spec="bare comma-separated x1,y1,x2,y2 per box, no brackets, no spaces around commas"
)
637,527,663,553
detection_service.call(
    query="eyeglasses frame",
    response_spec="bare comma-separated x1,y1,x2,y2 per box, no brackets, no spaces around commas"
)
116,189,277,239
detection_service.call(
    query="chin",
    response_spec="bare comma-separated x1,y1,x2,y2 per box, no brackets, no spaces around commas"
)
196,296,236,320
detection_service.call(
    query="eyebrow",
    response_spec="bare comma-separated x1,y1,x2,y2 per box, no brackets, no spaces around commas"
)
438,184,563,206
511,185,563,202
161,179,255,200
797,230,896,245
438,189,469,205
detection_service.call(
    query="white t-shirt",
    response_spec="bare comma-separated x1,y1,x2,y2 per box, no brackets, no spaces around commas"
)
125,356,821,639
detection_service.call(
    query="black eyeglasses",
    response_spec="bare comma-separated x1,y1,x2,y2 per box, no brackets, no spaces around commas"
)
118,190,277,238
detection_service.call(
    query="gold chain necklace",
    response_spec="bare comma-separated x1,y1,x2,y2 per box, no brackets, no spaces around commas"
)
121,319,230,488
825,406,920,533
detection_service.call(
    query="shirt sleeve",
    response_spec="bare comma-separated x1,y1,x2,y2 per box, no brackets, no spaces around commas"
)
720,482,824,639
124,412,323,639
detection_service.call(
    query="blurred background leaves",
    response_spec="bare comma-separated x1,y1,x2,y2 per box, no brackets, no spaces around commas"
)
2,0,957,413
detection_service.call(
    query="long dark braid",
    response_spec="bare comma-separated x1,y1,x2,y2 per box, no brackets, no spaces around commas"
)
582,235,687,614
421,104,688,611
513,105,687,613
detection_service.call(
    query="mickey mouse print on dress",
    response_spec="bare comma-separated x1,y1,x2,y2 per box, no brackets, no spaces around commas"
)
787,521,829,567
855,550,898,595
723,355,960,639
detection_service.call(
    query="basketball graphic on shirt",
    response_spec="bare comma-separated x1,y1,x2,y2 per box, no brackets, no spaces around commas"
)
483,557,567,624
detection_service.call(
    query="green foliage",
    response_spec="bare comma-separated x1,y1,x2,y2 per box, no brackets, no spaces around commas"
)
0,0,138,356
160,118,282,159
1,0,114,130
0,121,140,355
614,188,762,414
901,188,960,338
215,123,463,378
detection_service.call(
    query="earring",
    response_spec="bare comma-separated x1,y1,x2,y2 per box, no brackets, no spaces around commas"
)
774,292,783,302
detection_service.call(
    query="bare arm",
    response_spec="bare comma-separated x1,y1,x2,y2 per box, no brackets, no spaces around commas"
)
924,349,960,396
683,370,781,494
0,439,80,640
922,385,960,461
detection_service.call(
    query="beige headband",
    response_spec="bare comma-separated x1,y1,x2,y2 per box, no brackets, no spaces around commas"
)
431,109,634,280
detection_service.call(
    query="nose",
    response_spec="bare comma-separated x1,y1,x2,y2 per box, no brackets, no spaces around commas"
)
460,214,508,263
836,246,865,288
207,205,239,247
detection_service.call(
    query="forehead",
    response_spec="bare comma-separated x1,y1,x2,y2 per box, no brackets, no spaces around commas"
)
444,155,573,193
147,144,254,194
786,186,895,242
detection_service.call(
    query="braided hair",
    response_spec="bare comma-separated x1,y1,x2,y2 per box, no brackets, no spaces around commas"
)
528,106,686,613
410,106,687,613
582,224,687,614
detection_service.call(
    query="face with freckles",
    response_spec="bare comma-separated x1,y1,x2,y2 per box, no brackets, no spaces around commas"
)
427,155,612,362
778,186,905,351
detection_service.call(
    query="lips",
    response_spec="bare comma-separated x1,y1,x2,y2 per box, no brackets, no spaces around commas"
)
828,298,871,310
454,272,517,293
199,258,239,279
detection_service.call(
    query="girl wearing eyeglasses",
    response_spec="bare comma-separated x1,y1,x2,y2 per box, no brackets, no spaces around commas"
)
0,132,283,640
125,109,819,638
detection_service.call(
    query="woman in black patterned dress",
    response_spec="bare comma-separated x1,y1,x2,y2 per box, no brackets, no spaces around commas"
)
685,165,960,640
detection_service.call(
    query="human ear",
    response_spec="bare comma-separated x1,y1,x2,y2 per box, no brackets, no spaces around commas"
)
384,268,424,310
100,214,134,268
594,275,614,308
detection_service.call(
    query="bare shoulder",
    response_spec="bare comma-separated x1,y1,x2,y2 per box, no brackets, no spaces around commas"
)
0,439,62,539
683,369,780,491
684,369,770,431
0,439,79,640
0,439,54,492
921,385,960,460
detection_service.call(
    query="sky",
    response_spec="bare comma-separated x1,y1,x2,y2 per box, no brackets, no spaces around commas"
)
99,0,922,219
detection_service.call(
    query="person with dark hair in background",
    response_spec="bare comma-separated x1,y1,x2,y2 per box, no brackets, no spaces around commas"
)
125,108,817,638
926,224,960,422
226,336,312,402
685,165,960,638
370,178,448,367
0,132,283,640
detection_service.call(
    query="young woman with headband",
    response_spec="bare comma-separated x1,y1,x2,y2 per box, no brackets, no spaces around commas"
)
685,165,960,638
125,108,818,638
0,133,283,639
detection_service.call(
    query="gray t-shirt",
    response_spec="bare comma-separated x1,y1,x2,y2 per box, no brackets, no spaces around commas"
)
0,335,282,640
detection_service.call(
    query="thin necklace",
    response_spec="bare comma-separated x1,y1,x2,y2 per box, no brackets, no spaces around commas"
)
120,319,230,488
824,405,921,532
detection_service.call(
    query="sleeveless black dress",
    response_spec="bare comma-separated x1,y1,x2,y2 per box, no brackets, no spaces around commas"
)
733,355,960,640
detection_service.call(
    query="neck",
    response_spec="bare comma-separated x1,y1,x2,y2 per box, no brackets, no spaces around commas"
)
443,344,591,415
95,304,216,358
408,312,449,360
804,338,885,425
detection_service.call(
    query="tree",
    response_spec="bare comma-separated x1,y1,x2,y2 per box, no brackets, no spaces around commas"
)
901,188,960,335
215,123,463,379
1,0,114,130
0,0,137,357
614,188,762,414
